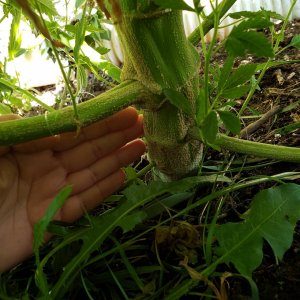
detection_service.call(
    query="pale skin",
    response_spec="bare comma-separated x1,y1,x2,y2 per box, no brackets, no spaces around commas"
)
0,107,146,272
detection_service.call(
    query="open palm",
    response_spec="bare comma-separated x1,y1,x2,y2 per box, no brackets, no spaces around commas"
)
0,107,145,271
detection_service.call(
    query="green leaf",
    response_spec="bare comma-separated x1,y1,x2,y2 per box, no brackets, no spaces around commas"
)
95,46,110,55
225,64,257,89
277,122,300,136
6,96,23,108
290,34,300,49
196,87,206,122
29,0,58,16
201,111,218,144
77,64,88,90
153,0,194,11
218,110,241,134
33,186,72,253
118,211,148,233
193,0,204,14
215,183,300,277
0,103,12,114
217,56,235,92
74,2,88,63
226,31,274,58
226,17,275,58
0,81,13,94
234,17,273,31
76,0,86,9
164,88,193,116
105,63,121,83
229,10,284,21
50,178,204,297
0,78,55,111
8,8,22,61
221,85,250,99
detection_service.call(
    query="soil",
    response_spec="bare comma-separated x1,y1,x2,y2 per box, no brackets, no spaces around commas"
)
210,19,300,299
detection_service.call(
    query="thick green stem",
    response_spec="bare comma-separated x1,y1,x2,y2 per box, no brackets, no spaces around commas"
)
0,80,148,145
216,134,300,162
190,128,300,162
108,4,202,180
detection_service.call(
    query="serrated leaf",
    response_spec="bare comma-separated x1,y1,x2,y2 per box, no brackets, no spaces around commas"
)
8,8,22,61
119,211,148,233
290,34,300,49
218,110,241,134
237,17,273,31
202,111,218,144
153,0,194,11
74,2,88,63
30,0,58,16
215,183,300,277
229,10,284,21
226,31,274,58
164,88,193,116
217,56,235,92
225,63,257,89
229,11,262,19
221,85,250,99
105,63,121,82
33,186,72,253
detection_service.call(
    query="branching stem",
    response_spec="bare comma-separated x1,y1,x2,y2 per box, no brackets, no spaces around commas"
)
0,80,148,145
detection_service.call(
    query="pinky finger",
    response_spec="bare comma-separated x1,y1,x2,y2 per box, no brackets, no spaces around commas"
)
61,170,126,222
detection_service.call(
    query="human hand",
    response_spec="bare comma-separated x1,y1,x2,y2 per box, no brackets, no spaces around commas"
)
0,107,145,272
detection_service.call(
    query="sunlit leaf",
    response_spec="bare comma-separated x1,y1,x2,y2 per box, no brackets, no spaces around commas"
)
0,103,12,114
8,8,22,61
105,63,121,83
74,2,88,63
30,0,58,16
76,0,86,9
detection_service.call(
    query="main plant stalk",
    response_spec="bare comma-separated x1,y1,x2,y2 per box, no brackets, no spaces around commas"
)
106,1,203,180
